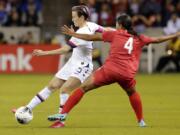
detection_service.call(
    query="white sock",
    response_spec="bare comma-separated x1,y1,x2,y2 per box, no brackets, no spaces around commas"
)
60,93,69,106
59,93,69,112
26,87,52,110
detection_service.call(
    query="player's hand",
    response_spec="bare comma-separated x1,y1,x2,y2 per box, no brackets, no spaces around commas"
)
32,49,46,56
61,25,75,36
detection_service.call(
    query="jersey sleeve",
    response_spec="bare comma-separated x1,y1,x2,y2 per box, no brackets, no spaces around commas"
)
139,34,155,47
94,25,104,33
90,22,104,33
102,31,116,42
67,37,89,48
67,27,92,48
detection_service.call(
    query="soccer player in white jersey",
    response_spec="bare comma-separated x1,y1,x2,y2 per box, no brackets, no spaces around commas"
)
13,5,106,128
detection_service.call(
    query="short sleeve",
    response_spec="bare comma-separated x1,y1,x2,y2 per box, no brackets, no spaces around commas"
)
94,25,104,33
67,37,89,48
89,22,104,33
139,34,155,46
67,27,93,48
102,31,116,42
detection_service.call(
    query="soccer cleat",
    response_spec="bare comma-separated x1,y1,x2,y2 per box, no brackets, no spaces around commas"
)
138,119,147,127
48,113,67,122
11,108,17,113
49,120,65,128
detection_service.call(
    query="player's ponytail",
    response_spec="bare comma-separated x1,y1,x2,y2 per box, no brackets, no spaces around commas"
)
117,13,138,36
127,27,138,36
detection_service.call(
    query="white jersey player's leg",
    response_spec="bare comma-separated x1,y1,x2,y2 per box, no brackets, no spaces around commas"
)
26,77,65,111
58,77,81,112
58,62,93,112
25,60,73,111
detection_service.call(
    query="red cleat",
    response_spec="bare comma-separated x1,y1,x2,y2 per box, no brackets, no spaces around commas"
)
11,108,17,114
49,120,65,128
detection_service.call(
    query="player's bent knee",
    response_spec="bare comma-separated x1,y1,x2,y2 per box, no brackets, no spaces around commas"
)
77,75,97,93
48,83,60,91
125,88,136,96
81,85,90,92
61,87,72,94
81,83,96,93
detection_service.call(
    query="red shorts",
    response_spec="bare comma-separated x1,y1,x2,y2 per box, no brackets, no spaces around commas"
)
93,66,136,90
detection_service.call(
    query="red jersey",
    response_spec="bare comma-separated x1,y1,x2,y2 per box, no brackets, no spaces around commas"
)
102,29,154,79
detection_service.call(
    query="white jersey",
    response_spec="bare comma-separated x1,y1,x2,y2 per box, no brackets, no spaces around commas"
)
67,22,104,68
56,22,104,83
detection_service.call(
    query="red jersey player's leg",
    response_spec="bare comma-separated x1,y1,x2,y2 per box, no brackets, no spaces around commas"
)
93,66,115,87
95,67,146,127
60,66,115,114
48,66,116,127
117,78,146,127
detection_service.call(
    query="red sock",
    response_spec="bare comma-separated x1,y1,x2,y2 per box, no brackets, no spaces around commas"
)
61,88,84,114
129,92,143,122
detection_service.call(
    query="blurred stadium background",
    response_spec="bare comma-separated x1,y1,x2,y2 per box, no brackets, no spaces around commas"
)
0,0,180,135
0,0,179,73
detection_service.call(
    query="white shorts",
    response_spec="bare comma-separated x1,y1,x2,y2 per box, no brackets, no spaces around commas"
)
55,60,93,83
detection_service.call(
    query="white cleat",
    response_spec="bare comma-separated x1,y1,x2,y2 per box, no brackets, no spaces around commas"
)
139,120,147,127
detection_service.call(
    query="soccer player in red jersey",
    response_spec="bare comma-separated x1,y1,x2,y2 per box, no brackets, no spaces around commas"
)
48,13,180,128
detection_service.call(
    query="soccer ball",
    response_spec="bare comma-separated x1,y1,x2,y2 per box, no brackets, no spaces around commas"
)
15,106,33,124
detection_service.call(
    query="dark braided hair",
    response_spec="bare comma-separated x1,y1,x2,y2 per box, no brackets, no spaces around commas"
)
117,13,138,36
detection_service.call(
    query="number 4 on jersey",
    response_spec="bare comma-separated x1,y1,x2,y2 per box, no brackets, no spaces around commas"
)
124,37,133,54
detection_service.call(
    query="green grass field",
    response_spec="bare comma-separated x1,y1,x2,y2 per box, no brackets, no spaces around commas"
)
0,74,180,135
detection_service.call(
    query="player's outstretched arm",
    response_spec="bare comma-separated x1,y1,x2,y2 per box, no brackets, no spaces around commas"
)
62,25,103,41
151,32,180,43
32,45,71,56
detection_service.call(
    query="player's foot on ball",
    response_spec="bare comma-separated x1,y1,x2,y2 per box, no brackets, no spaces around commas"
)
12,107,32,114
139,119,147,127
48,113,67,122
11,108,17,113
49,120,65,128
